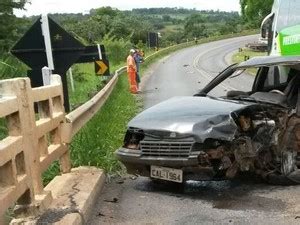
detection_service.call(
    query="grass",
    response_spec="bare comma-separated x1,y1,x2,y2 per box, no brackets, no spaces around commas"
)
68,62,127,109
232,48,268,64
68,63,102,109
232,47,268,75
69,74,139,173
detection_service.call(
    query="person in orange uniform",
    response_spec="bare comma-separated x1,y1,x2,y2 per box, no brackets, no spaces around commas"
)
126,49,138,94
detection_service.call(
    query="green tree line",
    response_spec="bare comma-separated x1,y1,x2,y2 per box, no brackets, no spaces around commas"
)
0,2,274,79
240,0,273,28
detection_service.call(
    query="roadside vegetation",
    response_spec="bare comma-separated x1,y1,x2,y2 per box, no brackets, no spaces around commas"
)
232,48,268,64
232,48,268,75
1,1,274,183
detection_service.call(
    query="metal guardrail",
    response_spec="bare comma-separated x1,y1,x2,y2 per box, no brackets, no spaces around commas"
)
62,66,127,143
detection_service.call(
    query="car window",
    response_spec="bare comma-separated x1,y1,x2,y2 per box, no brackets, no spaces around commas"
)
263,66,276,87
263,66,288,89
227,68,257,92
278,66,290,83
209,68,257,97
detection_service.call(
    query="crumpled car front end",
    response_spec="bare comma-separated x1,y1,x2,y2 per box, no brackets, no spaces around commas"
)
116,96,300,184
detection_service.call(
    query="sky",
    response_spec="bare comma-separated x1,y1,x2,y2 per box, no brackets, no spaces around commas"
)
14,0,240,17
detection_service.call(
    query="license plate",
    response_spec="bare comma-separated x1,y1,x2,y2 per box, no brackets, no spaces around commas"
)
150,166,183,183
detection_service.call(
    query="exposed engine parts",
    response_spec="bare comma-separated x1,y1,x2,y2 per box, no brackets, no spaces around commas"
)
196,108,300,184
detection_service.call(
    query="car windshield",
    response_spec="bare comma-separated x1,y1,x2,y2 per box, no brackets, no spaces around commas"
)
208,68,257,97
205,63,300,107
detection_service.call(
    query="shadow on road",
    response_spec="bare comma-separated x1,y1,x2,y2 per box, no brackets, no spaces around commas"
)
133,174,288,212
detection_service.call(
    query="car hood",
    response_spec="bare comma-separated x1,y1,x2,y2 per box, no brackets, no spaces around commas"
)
128,96,255,142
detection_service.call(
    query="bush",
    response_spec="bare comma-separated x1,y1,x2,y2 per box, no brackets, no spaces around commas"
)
101,34,132,66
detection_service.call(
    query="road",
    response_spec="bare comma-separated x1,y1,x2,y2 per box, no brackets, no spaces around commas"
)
88,36,300,225
142,35,257,109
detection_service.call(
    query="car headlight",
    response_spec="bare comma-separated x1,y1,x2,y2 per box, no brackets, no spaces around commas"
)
123,128,144,150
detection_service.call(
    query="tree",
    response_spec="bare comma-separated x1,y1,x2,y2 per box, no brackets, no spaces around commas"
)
162,15,171,22
184,14,208,38
91,6,119,18
0,0,27,11
0,0,28,53
240,0,273,28
111,19,131,39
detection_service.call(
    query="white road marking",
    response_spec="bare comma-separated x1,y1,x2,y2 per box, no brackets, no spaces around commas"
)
192,43,236,91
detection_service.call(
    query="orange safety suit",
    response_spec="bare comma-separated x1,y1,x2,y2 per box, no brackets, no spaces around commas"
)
126,54,138,93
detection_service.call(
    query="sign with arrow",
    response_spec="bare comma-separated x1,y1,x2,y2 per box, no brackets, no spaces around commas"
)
11,15,86,112
94,59,110,76
10,15,110,111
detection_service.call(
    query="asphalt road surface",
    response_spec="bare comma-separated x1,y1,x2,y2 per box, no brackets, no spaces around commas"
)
88,36,300,225
142,35,257,109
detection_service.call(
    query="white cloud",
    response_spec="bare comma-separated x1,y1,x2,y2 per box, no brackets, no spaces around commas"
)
14,0,240,17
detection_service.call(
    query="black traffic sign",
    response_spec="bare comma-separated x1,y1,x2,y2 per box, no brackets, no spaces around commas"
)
11,16,85,70
11,16,110,112
11,16,85,112
148,32,159,48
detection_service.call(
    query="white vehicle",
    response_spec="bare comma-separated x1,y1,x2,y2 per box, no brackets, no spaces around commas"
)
261,0,300,56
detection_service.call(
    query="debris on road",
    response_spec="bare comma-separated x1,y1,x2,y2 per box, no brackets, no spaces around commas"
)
97,212,105,217
130,176,138,180
104,197,119,203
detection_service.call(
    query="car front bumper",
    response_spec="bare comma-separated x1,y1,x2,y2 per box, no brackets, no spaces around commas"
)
115,148,215,180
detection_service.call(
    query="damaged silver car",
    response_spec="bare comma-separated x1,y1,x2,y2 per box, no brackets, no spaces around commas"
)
116,56,300,185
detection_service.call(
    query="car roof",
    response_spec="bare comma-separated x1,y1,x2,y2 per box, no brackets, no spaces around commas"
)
236,55,300,69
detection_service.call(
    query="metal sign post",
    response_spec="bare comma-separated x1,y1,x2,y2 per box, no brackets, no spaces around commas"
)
41,15,54,70
97,44,102,60
148,32,159,48
68,68,75,92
